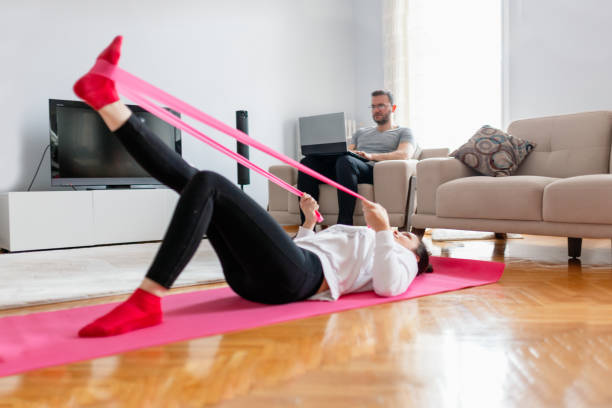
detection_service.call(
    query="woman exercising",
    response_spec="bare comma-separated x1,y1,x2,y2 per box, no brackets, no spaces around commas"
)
74,36,431,337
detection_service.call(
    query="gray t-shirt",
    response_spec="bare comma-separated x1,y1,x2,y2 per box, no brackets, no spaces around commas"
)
350,126,420,159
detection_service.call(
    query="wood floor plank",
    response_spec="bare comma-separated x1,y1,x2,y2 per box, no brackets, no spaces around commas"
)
1,234,612,407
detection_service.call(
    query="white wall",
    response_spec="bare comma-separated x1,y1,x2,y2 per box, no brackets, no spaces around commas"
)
352,1,385,129
506,0,612,123
0,0,382,207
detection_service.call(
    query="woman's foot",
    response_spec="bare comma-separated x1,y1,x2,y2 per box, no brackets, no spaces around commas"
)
73,35,123,110
78,288,162,337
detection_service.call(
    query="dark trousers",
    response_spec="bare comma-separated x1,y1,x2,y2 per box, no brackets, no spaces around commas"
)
114,115,324,304
297,155,374,225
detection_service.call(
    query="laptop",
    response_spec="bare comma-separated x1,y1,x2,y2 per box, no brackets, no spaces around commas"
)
299,112,369,161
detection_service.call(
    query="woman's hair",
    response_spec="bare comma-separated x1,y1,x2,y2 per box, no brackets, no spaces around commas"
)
415,240,433,275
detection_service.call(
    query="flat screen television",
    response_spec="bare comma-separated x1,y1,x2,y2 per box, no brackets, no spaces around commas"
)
49,99,182,188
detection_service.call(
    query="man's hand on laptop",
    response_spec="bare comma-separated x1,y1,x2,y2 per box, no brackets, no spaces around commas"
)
354,151,373,161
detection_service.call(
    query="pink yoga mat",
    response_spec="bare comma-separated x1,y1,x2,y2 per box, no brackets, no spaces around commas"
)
0,256,504,378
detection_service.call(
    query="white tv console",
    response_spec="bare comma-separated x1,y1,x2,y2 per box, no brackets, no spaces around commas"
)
0,189,179,252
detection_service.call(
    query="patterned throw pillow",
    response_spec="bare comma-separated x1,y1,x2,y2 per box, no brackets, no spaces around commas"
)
450,125,537,177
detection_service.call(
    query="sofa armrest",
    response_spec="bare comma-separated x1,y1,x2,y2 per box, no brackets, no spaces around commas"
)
418,148,450,159
416,158,477,215
268,165,297,211
373,160,417,213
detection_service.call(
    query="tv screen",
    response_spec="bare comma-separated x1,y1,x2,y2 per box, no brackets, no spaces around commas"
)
49,99,182,187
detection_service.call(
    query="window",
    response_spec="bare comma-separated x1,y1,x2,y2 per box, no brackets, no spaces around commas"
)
384,0,502,150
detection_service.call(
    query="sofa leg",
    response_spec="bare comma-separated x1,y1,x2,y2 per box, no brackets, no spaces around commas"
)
494,233,507,239
411,227,426,239
568,237,582,258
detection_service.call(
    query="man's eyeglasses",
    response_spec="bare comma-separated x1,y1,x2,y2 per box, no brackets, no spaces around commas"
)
370,104,390,110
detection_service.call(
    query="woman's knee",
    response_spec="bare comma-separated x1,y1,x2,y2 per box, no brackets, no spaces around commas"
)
195,170,231,183
185,170,225,193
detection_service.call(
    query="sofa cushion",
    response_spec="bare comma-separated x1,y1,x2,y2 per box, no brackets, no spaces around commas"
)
543,175,612,224
437,176,558,220
508,111,612,178
450,126,536,177
288,184,375,215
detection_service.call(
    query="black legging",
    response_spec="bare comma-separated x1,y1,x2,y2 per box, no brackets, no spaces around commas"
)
114,115,324,304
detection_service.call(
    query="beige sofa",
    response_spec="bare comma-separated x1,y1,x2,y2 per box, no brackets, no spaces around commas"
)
268,149,449,228
411,111,612,258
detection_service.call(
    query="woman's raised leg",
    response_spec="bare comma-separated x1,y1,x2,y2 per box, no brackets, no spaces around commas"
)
75,37,322,337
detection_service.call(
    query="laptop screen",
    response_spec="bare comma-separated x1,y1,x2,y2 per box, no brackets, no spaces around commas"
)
299,112,347,156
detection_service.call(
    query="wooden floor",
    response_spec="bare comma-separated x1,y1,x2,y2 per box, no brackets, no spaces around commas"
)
1,232,612,407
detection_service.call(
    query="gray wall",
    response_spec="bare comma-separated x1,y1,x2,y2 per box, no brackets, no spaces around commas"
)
506,0,612,122
0,0,383,207
352,1,385,128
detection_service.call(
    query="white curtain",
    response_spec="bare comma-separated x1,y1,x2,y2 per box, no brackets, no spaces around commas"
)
383,0,410,128
383,0,502,150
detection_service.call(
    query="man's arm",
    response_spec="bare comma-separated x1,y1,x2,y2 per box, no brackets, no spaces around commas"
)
355,142,415,162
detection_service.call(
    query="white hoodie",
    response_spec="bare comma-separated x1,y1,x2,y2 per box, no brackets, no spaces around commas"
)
293,225,418,301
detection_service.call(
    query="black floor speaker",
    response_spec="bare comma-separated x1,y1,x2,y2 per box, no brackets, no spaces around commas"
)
236,110,250,187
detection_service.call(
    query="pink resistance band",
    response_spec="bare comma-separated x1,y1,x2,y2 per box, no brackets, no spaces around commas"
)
91,59,370,223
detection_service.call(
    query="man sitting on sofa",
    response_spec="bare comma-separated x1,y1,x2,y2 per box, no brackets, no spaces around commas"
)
297,89,420,226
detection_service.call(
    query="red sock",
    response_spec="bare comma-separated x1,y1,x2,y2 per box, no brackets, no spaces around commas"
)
78,288,162,337
73,35,123,110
